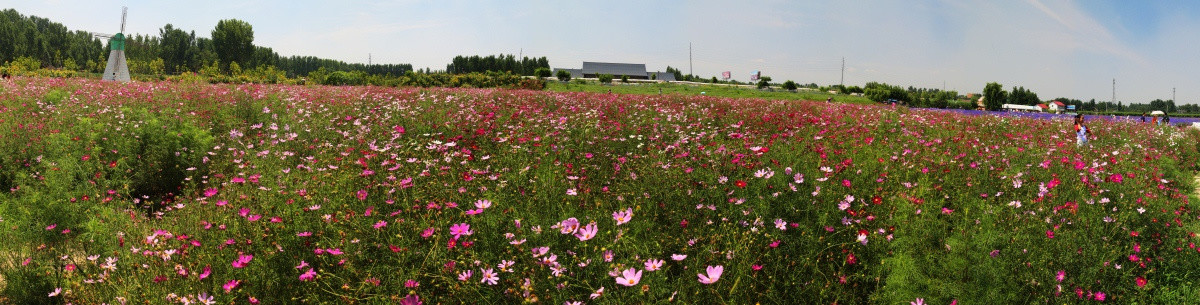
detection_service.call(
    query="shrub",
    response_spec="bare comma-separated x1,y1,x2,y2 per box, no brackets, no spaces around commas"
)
620,75,629,83
598,73,613,84
782,80,798,91
556,69,572,82
534,67,551,78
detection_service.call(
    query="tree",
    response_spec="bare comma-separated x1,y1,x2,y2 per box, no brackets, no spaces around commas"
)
211,19,254,70
534,67,551,78
982,82,1006,111
782,80,798,91
598,74,613,84
620,74,629,83
159,24,197,74
555,69,571,82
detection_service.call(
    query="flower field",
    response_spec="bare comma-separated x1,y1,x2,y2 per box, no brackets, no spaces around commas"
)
2,76,1200,304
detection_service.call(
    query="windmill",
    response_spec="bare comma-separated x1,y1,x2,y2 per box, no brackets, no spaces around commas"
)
92,7,130,82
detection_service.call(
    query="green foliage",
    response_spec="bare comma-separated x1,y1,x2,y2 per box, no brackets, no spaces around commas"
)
598,73,614,84
983,82,1006,111
620,74,629,83
864,82,911,103
1007,86,1039,106
756,78,770,89
446,54,549,75
322,70,366,86
534,67,551,78
211,19,255,70
782,80,798,90
556,69,572,82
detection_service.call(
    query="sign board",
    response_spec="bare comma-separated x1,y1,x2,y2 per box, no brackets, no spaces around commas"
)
750,70,760,81
1067,105,1076,110
721,71,731,80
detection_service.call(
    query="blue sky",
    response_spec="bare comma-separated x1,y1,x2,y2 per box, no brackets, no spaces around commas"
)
6,0,1200,104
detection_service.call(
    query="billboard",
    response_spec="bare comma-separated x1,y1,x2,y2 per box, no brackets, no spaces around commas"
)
750,70,760,81
721,71,731,80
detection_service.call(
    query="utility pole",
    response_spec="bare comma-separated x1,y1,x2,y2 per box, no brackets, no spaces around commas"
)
840,57,845,87
519,48,522,59
1173,87,1176,103
689,42,693,79
1107,78,1113,112
369,53,371,65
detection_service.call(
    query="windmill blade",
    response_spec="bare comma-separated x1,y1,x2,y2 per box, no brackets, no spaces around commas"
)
90,31,113,39
120,6,127,33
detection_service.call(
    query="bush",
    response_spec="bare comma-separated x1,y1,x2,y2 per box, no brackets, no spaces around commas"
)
534,67,551,78
620,75,629,83
782,80,798,91
322,70,365,86
556,69,572,82
598,74,613,84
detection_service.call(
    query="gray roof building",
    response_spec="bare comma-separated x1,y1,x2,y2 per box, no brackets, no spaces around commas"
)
649,72,676,82
581,62,649,79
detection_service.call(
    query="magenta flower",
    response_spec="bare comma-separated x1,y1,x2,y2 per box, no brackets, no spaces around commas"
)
405,279,420,288
612,208,633,226
374,220,387,229
223,279,241,293
615,268,643,286
575,222,598,241
1056,270,1065,282
449,223,473,239
232,254,253,268
299,268,316,281
671,254,687,261
199,265,211,279
356,189,368,200
400,294,422,305
697,265,724,284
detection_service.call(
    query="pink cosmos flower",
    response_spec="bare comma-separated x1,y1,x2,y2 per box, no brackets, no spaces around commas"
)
698,265,724,284
458,270,473,281
481,268,499,285
374,220,387,229
199,265,211,279
644,259,664,271
356,189,368,200
475,199,492,209
223,279,240,293
590,286,604,299
559,218,581,234
1136,276,1147,288
1056,270,1065,282
612,208,633,226
615,268,642,286
299,268,316,281
910,298,925,305
671,254,687,261
575,222,598,241
449,223,473,239
400,294,421,305
232,254,253,268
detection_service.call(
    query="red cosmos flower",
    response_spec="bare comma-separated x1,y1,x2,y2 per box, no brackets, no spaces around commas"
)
1136,276,1147,288
846,253,857,265
735,180,747,188
872,196,882,205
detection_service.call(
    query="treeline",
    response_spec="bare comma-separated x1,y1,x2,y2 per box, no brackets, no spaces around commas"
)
0,9,105,71
445,55,549,75
863,82,964,108
0,9,410,78
981,82,1194,113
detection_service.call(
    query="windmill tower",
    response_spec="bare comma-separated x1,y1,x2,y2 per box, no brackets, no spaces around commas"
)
94,7,130,82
